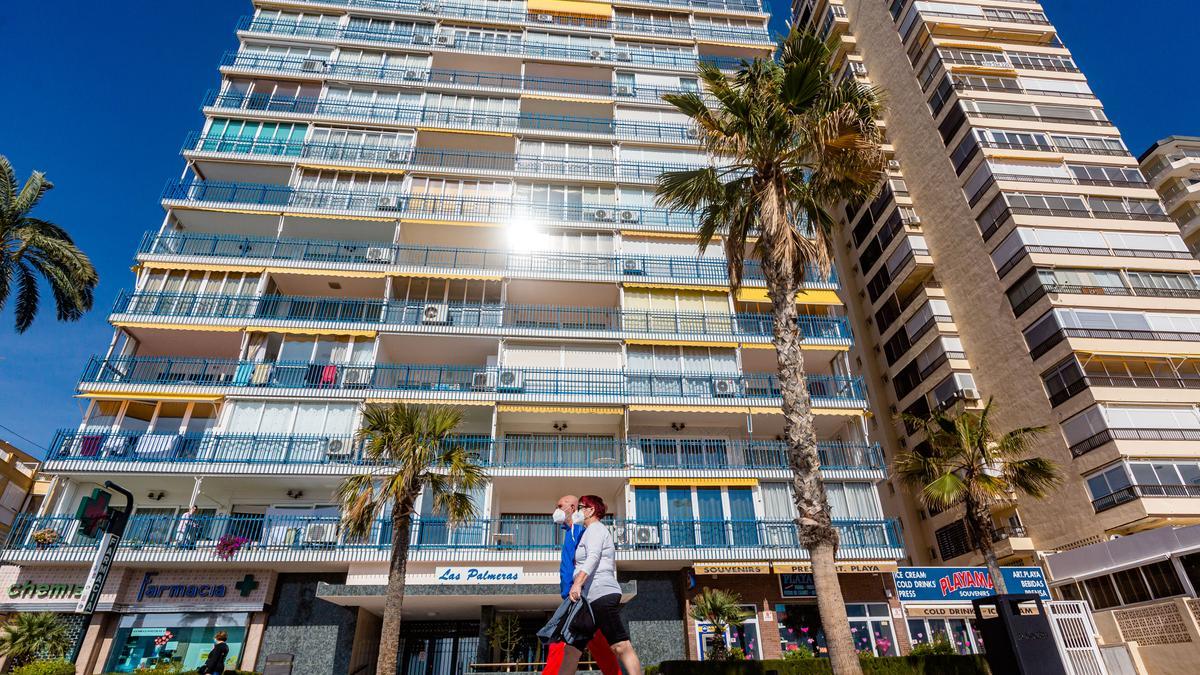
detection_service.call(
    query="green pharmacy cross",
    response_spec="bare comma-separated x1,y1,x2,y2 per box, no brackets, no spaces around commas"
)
74,488,112,538
235,574,260,597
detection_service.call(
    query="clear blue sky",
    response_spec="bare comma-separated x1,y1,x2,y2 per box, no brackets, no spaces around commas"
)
1,0,1197,456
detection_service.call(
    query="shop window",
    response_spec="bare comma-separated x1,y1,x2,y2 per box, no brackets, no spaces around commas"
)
1143,560,1185,599
103,612,247,672
1083,575,1120,610
1111,568,1151,605
847,603,897,656
906,617,980,654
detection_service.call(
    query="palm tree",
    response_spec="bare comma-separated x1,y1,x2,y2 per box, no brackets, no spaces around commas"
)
689,587,753,660
0,612,71,665
655,29,885,674
338,403,489,675
1,155,98,332
897,398,1061,593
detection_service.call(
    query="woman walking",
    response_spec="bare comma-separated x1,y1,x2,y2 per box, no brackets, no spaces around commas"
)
560,495,641,675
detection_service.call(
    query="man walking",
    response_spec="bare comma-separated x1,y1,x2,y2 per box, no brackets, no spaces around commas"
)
544,495,621,675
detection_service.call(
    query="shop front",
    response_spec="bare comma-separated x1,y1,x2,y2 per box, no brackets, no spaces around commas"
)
684,561,904,660
0,566,275,673
893,566,1051,655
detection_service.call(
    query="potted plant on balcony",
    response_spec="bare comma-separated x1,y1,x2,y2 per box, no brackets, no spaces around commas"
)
214,534,250,560
31,528,60,550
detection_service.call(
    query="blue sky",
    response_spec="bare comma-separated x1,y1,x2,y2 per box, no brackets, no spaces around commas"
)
1,0,1197,456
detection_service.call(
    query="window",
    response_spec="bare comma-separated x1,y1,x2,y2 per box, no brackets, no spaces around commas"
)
1112,568,1151,604
824,483,883,519
1084,575,1121,610
935,520,971,560
1085,465,1131,501
847,603,897,656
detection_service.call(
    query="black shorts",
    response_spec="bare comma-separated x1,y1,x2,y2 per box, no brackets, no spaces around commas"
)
572,593,629,648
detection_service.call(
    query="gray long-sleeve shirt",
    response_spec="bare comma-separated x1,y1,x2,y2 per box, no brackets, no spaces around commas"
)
573,521,622,602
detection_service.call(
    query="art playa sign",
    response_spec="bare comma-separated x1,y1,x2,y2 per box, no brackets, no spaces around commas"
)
893,566,1050,602
435,566,523,585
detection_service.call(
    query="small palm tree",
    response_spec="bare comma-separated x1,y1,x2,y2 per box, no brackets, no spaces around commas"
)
897,398,1061,592
656,29,885,674
690,588,753,661
338,403,489,675
1,155,98,332
0,612,71,665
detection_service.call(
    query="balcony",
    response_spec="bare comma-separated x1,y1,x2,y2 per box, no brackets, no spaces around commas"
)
1,514,902,564
185,131,704,185
1069,428,1200,458
79,355,868,407
111,291,852,345
138,231,839,289
280,0,767,18
238,17,744,72
1012,281,1200,318
45,431,885,476
203,90,698,144
1092,484,1200,513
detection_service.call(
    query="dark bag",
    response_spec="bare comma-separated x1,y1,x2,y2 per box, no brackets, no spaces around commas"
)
537,597,595,645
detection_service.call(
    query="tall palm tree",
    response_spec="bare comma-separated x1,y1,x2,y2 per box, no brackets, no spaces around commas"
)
0,155,98,332
689,587,752,660
897,398,1061,593
0,611,71,665
655,29,885,674
338,403,489,675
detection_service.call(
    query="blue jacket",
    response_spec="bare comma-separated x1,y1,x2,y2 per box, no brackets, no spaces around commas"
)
559,523,585,598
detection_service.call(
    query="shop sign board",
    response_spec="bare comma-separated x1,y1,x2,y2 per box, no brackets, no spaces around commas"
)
692,562,770,575
77,531,120,614
893,566,1050,602
774,561,899,574
435,566,524,584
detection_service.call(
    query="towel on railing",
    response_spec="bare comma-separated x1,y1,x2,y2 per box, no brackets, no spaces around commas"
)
80,435,103,458
251,363,272,385
320,365,338,387
233,362,254,386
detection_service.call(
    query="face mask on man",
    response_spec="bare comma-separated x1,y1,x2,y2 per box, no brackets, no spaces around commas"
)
552,508,585,525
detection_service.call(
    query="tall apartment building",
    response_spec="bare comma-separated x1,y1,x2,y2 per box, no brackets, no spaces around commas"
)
1140,136,1200,256
0,0,911,671
793,0,1200,643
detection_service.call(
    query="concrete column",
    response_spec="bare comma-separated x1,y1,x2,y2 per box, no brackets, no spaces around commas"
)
241,610,269,671
477,605,496,662
348,607,382,674
79,612,115,675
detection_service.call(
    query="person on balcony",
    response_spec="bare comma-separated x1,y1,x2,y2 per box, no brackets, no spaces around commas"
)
542,495,620,675
560,495,642,675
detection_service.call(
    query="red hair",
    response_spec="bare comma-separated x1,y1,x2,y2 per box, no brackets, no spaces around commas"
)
579,495,607,519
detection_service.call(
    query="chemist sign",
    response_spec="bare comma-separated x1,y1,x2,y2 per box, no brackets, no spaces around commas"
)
435,567,523,585
893,566,1050,602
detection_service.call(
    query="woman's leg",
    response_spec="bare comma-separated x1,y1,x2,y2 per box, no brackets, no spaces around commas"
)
608,640,642,675
557,645,584,675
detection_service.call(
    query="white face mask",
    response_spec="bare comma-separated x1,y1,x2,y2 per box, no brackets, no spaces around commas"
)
552,508,568,524
572,510,585,524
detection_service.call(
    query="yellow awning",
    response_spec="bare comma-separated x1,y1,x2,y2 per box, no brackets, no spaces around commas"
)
629,478,757,487
621,231,704,240
496,404,624,415
142,262,265,274
628,404,747,414
933,40,1004,51
297,163,406,175
736,288,842,306
523,94,613,105
77,392,224,402
391,270,503,282
625,339,740,348
527,0,611,18
110,321,242,333
364,398,495,407
283,211,396,223
245,326,377,338
416,127,513,138
399,217,502,229
623,283,730,293
264,267,387,279
948,64,1018,77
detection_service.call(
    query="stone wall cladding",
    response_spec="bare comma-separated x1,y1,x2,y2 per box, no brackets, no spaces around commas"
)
1114,601,1193,646
257,573,357,675
622,572,685,665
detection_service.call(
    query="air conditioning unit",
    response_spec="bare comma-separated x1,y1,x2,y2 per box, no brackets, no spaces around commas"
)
496,369,524,392
413,34,432,45
979,59,1008,68
472,371,497,390
305,522,339,545
631,525,660,547
537,13,554,23
713,378,740,396
365,247,392,262
301,59,327,73
589,49,605,60
419,0,438,10
685,128,700,139
887,159,901,169
622,258,645,275
386,149,408,162
325,438,353,459
343,368,372,388
435,35,456,47
613,51,632,62
902,215,922,225
515,158,539,171
593,208,615,222
615,85,635,97
377,195,401,210
961,387,981,401
850,62,867,75
403,69,422,81
421,303,449,324
619,210,640,223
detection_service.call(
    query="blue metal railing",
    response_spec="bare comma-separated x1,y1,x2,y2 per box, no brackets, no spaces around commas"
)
284,0,766,16
46,430,884,471
139,229,839,288
220,51,710,106
203,89,699,144
79,355,867,403
111,290,852,341
185,130,705,183
238,16,747,71
4,514,900,554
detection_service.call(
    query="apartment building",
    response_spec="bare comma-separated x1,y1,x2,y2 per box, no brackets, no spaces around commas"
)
0,1,910,672
1140,136,1200,256
792,0,1200,652
0,440,48,541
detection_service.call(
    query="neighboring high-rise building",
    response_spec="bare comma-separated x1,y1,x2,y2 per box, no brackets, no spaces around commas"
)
794,0,1200,646
0,0,910,671
1140,136,1200,256
0,440,49,541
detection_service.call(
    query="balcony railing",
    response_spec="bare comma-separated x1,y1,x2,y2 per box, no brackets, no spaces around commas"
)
1012,282,1200,318
80,355,867,403
281,0,766,17
139,230,839,288
1069,427,1200,458
185,131,704,184
203,89,698,144
239,17,745,71
1092,484,1200,512
3,514,900,555
46,430,885,472
111,290,852,342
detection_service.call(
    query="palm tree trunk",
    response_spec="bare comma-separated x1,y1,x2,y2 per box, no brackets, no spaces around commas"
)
762,262,862,675
377,491,417,675
967,501,1007,595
